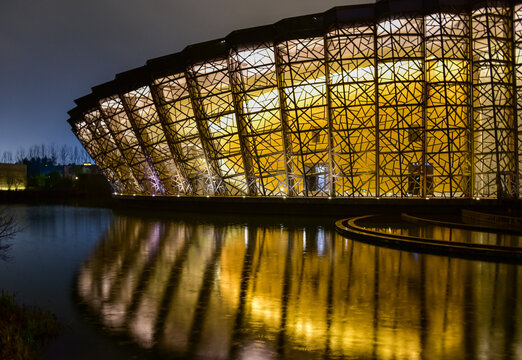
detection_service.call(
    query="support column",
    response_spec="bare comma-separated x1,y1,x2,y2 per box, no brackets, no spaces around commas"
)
149,83,194,194
185,69,225,195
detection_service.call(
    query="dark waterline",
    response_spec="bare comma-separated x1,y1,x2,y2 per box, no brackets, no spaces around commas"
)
0,205,521,359
0,206,139,359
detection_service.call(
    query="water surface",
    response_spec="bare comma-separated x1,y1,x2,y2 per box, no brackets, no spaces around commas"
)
78,212,522,359
360,215,522,247
0,206,521,359
0,205,141,359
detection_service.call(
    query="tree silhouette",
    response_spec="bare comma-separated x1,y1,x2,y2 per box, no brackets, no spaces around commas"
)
0,209,19,261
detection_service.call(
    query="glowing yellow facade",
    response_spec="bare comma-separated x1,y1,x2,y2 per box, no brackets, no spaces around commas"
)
68,0,522,198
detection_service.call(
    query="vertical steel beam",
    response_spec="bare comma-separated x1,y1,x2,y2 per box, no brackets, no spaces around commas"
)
97,103,145,194
149,82,194,194
421,15,428,198
119,92,167,194
439,13,450,197
469,13,475,197
472,5,516,198
374,23,380,198
274,43,295,196
485,9,503,198
184,69,225,195
323,33,335,197
278,42,311,197
227,52,260,196
511,7,522,199
73,117,129,193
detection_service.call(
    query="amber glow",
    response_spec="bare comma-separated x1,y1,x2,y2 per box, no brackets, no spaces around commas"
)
71,5,522,198
77,217,522,359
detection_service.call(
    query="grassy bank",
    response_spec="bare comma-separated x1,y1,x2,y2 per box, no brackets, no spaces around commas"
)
0,292,60,360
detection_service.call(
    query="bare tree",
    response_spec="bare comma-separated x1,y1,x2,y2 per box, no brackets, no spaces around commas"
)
5,175,15,190
5,176,24,191
1,151,13,164
29,145,38,160
8,143,92,165
15,148,26,163
0,209,19,261
73,146,80,164
48,144,56,164
59,144,70,165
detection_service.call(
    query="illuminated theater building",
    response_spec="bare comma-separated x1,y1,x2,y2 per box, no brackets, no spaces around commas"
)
68,0,522,199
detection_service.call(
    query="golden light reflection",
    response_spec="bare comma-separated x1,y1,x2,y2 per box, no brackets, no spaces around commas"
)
77,216,522,359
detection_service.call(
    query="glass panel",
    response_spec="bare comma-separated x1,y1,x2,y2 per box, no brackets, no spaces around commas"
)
515,4,522,196
80,109,140,193
327,25,376,197
425,13,471,197
377,17,424,197
100,96,160,194
276,37,329,196
187,59,248,195
472,6,516,197
123,86,186,195
154,74,213,195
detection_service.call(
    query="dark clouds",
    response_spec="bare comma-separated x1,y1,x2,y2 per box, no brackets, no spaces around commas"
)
0,0,371,154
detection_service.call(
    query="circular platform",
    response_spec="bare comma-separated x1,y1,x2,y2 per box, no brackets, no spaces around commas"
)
335,215,522,263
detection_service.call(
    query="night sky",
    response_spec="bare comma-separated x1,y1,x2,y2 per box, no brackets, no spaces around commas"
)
0,0,371,155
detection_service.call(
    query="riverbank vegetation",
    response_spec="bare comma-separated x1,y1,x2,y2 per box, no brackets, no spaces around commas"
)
0,211,60,359
0,292,60,359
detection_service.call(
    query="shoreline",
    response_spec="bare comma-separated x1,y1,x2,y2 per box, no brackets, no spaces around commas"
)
1,190,521,217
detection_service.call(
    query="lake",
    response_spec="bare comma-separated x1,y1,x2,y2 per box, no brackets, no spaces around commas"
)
0,205,520,359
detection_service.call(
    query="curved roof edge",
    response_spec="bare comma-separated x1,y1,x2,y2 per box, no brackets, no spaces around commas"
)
68,0,520,129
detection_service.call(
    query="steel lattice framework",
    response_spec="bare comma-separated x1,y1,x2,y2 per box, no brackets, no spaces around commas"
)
68,0,522,199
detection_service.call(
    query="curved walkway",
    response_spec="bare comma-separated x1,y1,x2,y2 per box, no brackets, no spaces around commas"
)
335,215,522,263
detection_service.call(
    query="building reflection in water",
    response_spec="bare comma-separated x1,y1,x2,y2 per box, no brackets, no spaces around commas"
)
363,220,522,247
77,216,522,359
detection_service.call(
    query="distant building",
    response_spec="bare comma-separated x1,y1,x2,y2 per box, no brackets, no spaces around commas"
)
0,164,27,191
63,162,102,179
22,157,63,178
63,163,111,194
